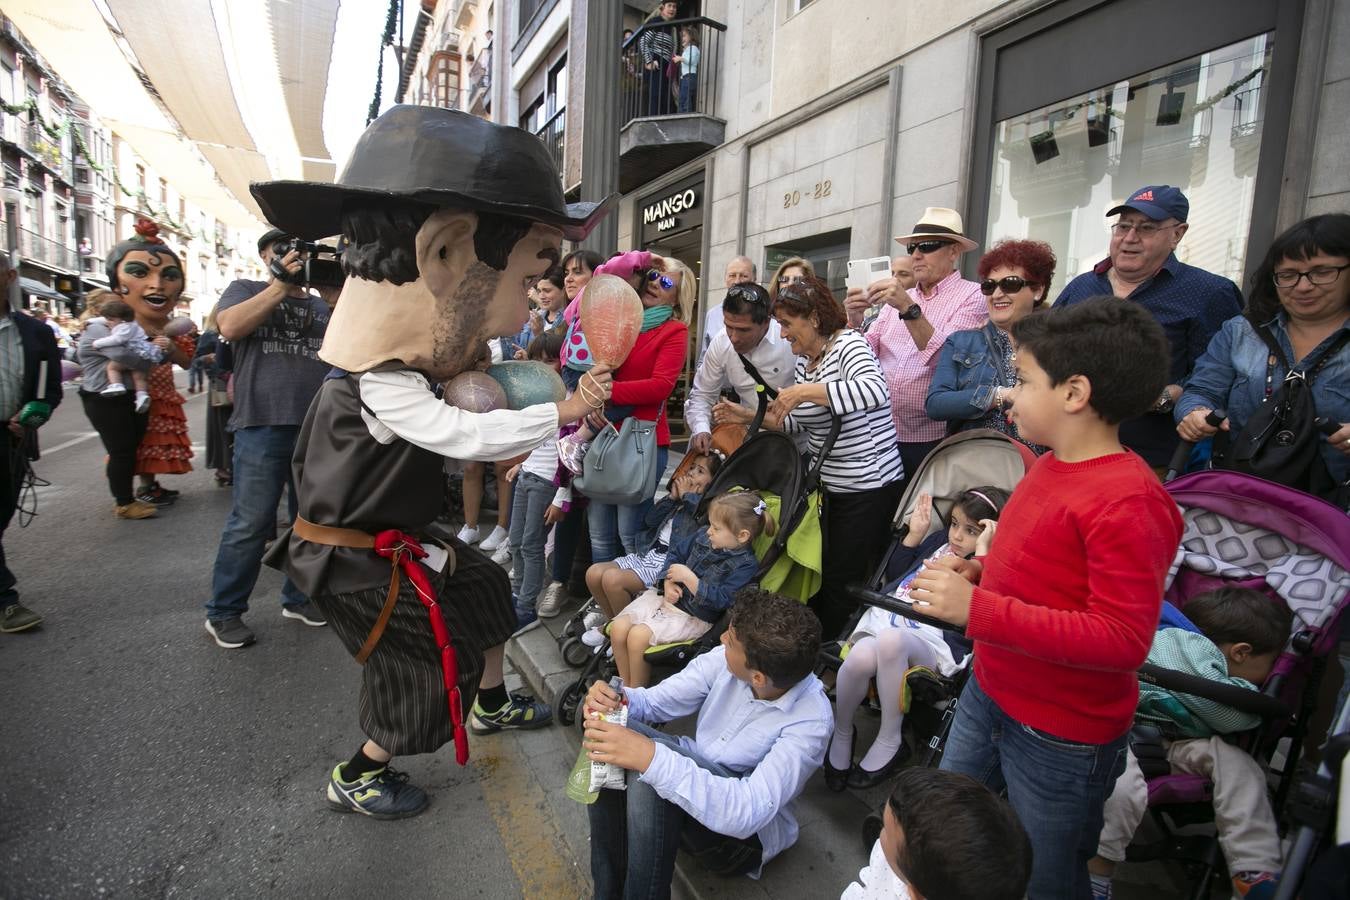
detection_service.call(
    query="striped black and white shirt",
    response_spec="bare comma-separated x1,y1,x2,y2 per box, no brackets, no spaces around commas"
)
783,329,904,493
639,24,676,66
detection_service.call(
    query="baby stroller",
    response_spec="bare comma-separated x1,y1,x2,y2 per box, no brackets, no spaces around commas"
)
816,429,1034,846
1118,470,1350,899
550,419,839,726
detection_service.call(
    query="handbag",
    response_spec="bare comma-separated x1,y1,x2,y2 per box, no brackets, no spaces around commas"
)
1221,327,1348,495
573,417,658,506
208,374,232,408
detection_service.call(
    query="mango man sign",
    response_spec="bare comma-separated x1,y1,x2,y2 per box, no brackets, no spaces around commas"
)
638,173,705,244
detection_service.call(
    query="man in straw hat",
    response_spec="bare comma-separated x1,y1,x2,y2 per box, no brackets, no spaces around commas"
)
845,207,986,479
252,104,617,819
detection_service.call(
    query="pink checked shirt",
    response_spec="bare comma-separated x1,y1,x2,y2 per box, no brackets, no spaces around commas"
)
865,270,987,442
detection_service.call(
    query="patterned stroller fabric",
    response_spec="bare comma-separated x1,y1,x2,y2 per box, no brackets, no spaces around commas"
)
1168,507,1350,636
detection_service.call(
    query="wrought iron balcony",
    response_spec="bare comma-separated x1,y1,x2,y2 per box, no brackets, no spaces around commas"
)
18,226,77,272
618,16,726,193
534,107,565,184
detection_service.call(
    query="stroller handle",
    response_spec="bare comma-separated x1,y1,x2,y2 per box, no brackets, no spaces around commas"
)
847,585,967,635
1164,408,1226,482
1137,662,1291,719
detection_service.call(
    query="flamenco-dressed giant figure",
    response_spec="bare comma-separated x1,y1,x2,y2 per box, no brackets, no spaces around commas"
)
255,105,615,818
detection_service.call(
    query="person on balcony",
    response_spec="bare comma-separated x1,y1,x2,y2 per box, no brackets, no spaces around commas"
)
639,1,679,117
674,26,700,113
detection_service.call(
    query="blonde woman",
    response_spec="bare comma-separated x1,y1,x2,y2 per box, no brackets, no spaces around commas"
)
769,255,816,302
585,252,695,563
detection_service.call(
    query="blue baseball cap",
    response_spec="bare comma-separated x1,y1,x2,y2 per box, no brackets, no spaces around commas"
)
1106,185,1189,223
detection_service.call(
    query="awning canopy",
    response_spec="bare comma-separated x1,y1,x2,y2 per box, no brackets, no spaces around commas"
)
20,277,65,301
4,0,342,230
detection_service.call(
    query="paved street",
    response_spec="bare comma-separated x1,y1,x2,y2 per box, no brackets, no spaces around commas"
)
0,375,596,899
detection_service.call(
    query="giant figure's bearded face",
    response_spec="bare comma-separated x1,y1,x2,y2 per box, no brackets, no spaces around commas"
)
318,209,562,381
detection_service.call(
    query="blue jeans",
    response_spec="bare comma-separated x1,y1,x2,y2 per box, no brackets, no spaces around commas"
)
587,446,668,564
205,425,306,621
509,471,554,609
940,676,1127,900
588,721,762,899
678,73,697,112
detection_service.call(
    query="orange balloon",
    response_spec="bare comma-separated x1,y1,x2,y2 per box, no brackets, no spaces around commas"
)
579,274,643,367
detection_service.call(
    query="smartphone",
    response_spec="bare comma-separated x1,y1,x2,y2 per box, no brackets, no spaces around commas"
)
846,256,892,294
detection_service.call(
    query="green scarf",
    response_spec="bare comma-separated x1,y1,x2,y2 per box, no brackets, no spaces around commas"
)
641,305,675,332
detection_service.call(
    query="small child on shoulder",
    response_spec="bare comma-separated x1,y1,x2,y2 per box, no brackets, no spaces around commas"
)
908,298,1185,898
611,491,773,687
89,297,161,413
827,486,1007,791
1090,587,1292,900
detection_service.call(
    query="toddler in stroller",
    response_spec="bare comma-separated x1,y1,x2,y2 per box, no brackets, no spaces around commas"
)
609,491,775,686
825,486,1007,790
1089,586,1293,899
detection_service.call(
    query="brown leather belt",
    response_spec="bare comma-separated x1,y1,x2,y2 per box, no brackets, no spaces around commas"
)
292,515,453,664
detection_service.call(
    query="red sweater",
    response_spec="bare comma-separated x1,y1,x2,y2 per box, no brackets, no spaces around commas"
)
967,451,1183,744
610,319,689,447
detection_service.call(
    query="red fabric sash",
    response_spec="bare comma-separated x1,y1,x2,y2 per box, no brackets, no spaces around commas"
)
372,530,468,765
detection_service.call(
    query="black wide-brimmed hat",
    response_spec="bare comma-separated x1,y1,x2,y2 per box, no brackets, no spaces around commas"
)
250,105,616,242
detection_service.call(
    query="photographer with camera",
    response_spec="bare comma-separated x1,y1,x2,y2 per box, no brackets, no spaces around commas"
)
203,229,333,650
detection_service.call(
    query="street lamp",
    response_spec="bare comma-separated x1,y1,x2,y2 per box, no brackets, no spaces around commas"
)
1,185,22,312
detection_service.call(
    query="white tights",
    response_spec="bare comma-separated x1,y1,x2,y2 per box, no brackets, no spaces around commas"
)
830,628,942,772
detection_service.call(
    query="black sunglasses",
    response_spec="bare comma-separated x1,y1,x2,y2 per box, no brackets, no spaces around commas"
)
728,284,770,305
906,239,953,255
980,276,1039,296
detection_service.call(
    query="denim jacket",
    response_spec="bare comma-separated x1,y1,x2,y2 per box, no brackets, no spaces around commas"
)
636,491,704,556
925,324,1004,426
1177,313,1350,484
665,530,759,624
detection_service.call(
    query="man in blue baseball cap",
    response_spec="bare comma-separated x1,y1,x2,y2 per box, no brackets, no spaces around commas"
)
1055,184,1242,471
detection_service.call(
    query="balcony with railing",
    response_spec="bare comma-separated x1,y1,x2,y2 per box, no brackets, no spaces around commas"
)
534,107,565,184
618,16,725,193
19,226,77,272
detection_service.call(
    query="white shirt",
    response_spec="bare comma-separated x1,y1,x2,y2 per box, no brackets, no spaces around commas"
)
625,645,833,877
840,839,911,900
684,330,797,437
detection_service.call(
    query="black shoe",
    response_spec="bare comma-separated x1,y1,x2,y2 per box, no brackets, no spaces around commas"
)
326,764,429,819
282,601,327,627
149,481,179,498
823,727,855,793
846,742,912,790
136,486,176,506
205,617,256,649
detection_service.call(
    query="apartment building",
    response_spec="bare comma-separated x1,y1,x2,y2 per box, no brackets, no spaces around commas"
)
0,16,262,320
492,0,1344,342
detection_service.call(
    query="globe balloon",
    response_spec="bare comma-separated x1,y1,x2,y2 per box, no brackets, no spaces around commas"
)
485,361,566,409
442,370,508,412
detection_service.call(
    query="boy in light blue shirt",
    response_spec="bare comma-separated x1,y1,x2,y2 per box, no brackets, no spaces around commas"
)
582,588,831,895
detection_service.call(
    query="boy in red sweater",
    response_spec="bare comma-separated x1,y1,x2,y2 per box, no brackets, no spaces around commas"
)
910,298,1183,900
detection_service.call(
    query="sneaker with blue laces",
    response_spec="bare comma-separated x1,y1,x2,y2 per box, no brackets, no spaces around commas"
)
469,692,552,733
325,764,429,819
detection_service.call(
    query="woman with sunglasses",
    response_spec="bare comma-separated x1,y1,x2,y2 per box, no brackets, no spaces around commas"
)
1176,213,1350,500
581,253,696,564
925,239,1055,453
769,256,815,302
763,275,904,638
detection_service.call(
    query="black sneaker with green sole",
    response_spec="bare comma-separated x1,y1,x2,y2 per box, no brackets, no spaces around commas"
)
325,764,429,819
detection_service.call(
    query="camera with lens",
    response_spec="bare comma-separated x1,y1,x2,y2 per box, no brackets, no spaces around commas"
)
269,238,345,289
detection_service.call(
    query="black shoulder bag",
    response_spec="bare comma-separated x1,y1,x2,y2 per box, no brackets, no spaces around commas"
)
1222,327,1349,498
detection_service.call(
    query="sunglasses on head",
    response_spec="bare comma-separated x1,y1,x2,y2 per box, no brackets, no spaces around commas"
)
728,284,769,305
776,274,806,286
647,271,677,291
980,276,1038,296
906,239,953,255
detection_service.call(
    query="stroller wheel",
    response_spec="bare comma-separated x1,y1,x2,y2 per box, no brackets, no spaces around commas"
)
561,636,591,668
552,680,584,727
861,809,883,854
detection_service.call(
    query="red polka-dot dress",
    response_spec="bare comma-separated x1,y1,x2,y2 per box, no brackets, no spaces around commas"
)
135,333,196,477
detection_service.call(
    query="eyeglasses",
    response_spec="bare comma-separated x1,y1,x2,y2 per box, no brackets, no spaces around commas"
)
1110,221,1177,237
1272,264,1349,288
906,240,953,256
980,276,1038,296
776,274,806,286
647,271,677,291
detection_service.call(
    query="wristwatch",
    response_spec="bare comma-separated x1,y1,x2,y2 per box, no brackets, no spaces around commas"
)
1153,388,1175,414
898,303,924,321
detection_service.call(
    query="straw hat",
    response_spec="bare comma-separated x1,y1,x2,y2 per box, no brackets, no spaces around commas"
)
893,207,978,252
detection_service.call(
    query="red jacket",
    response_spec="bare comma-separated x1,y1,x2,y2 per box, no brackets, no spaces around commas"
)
966,451,1183,744
610,319,689,447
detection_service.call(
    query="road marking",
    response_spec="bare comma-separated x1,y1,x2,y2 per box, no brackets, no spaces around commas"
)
42,431,102,454
476,738,589,899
